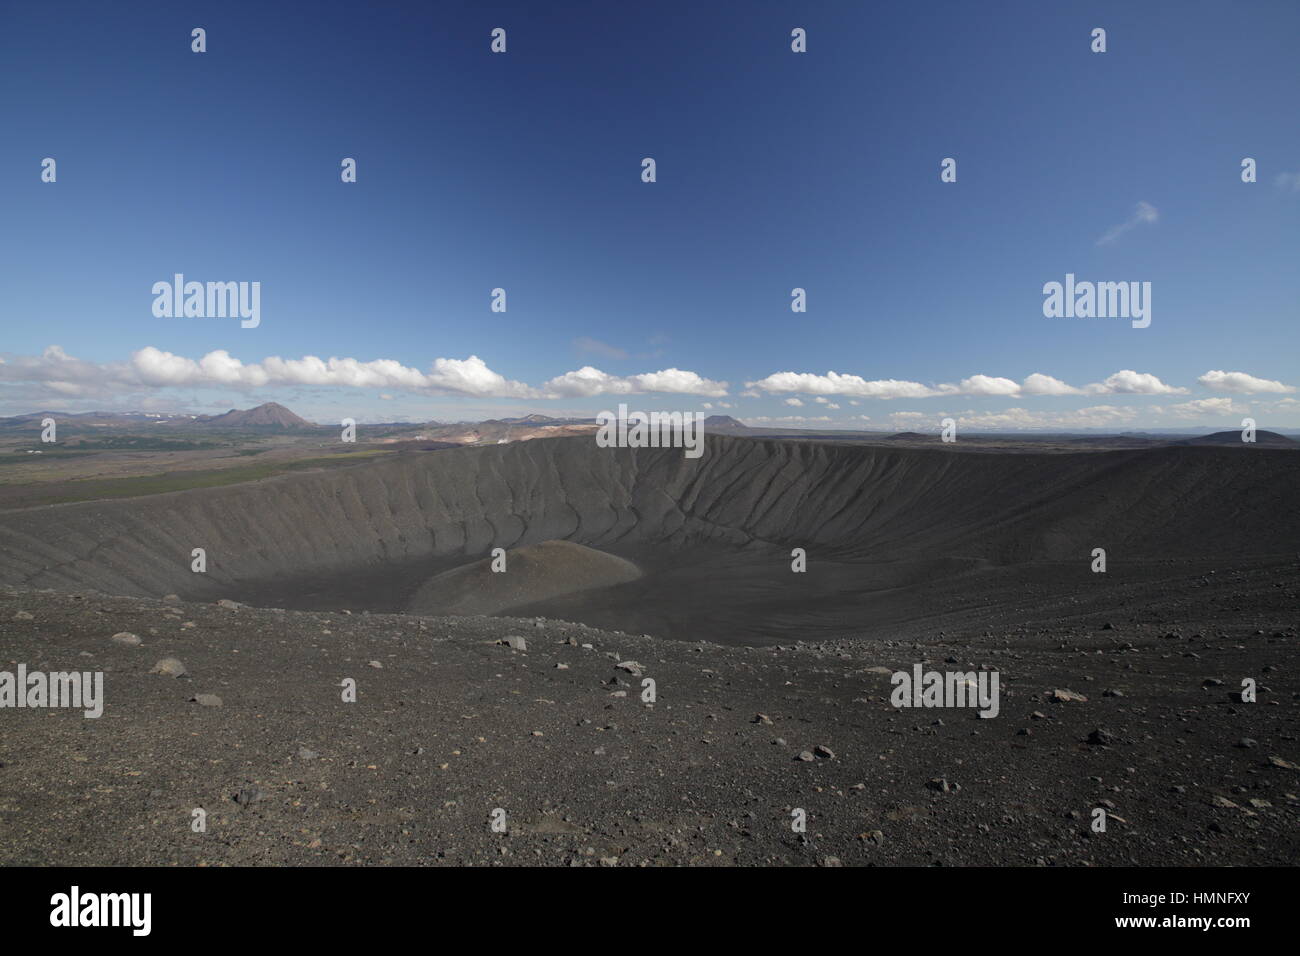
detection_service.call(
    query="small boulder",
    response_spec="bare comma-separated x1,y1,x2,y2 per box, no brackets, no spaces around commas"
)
149,658,187,678
1050,689,1088,703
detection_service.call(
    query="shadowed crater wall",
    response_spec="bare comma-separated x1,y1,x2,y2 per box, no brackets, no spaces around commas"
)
1,435,1296,643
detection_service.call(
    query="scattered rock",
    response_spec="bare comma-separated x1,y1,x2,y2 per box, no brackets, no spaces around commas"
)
111,632,141,646
190,694,222,707
502,636,527,651
234,787,267,806
149,658,187,678
1050,689,1088,702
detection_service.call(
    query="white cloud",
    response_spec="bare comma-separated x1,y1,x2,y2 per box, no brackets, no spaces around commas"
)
894,405,1141,431
0,346,728,401
573,337,629,360
1275,171,1300,193
1198,370,1294,394
133,348,537,397
784,397,805,406
538,365,727,398
746,368,1184,399
1164,397,1243,419
746,371,953,399
1021,373,1083,396
957,374,1021,397
748,415,833,424
1083,370,1186,395
1097,201,1159,245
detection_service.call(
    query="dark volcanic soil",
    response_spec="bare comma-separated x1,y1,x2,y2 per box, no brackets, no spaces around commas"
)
0,573,1295,867
2,436,1297,646
1,437,1296,866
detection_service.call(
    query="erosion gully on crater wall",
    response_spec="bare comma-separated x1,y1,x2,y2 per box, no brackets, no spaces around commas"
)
1,434,1296,644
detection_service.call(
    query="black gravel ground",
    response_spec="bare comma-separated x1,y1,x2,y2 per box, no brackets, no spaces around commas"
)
1,575,1295,867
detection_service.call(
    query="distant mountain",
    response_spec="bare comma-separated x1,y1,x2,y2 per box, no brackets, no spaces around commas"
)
0,410,199,429
703,415,747,430
198,402,315,428
886,431,929,440
1179,430,1298,447
497,414,596,426
500,414,560,424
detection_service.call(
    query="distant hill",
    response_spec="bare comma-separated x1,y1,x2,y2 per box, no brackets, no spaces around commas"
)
198,402,315,428
703,415,747,430
497,414,596,426
886,431,930,440
500,413,561,424
1179,430,1298,447
0,410,200,430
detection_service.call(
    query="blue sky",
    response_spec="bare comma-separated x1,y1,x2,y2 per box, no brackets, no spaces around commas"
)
2,0,1297,430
